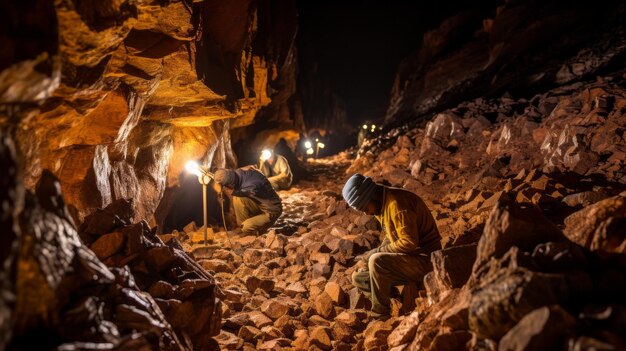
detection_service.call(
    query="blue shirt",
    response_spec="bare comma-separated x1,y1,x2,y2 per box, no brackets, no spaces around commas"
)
232,169,282,214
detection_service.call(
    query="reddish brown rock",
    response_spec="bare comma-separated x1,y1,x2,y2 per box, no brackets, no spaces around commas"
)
498,305,576,351
324,281,346,305
261,299,290,320
247,311,273,329
309,326,333,350
246,276,275,294
314,292,336,319
89,231,126,259
348,287,372,310
563,194,626,255
473,196,563,272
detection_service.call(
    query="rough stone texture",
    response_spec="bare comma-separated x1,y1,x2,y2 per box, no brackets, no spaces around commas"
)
473,196,563,272
348,36,626,348
469,268,574,340
385,1,626,125
0,138,202,350
428,243,477,302
564,194,626,255
498,305,576,351
8,0,300,228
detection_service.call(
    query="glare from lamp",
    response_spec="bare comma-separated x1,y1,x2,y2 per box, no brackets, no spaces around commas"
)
260,149,272,161
306,148,314,155
371,124,376,129
318,142,325,148
304,140,312,149
363,124,368,129
185,160,202,176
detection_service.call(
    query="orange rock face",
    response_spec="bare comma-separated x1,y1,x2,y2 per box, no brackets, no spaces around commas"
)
12,0,299,225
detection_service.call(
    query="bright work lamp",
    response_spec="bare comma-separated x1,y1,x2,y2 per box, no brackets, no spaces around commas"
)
260,149,272,161
185,160,214,245
304,140,312,149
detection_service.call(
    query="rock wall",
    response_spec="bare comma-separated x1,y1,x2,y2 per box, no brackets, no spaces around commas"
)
350,66,626,349
0,0,298,349
386,0,626,126
6,0,299,227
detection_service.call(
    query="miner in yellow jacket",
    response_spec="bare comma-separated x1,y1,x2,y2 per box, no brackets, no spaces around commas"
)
342,173,441,316
259,150,293,190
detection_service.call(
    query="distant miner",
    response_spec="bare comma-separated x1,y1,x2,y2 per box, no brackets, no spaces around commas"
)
258,149,293,190
342,173,441,317
214,168,282,234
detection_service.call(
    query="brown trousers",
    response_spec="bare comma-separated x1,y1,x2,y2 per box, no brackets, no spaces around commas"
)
352,252,432,315
232,196,279,234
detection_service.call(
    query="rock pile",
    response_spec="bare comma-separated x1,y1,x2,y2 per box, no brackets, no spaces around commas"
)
348,71,626,349
0,134,221,350
176,157,409,350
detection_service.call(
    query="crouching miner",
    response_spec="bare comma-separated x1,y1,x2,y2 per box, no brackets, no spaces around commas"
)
214,168,282,235
342,173,441,317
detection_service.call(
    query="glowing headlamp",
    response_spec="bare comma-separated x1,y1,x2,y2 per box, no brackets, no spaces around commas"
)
260,149,272,161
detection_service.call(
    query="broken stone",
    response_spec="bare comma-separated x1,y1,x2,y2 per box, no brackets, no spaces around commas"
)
324,281,346,305
260,299,290,320
199,259,232,273
89,232,126,259
563,194,626,255
247,311,273,329
245,276,275,294
431,243,477,292
331,321,356,344
238,325,261,342
309,326,333,350
387,311,420,347
474,195,563,272
469,268,580,340
498,305,576,351
363,319,399,351
285,282,308,297
348,287,372,310
314,292,336,319
242,249,279,268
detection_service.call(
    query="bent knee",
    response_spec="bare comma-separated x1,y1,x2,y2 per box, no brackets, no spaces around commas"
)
368,252,393,273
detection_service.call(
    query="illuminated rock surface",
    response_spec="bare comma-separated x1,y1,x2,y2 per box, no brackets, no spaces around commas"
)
2,0,626,350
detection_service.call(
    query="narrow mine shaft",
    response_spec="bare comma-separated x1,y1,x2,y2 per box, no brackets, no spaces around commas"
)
2,0,626,350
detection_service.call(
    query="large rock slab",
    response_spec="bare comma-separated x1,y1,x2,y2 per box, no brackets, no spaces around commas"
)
473,196,563,272
498,305,576,351
469,267,586,340
563,194,626,256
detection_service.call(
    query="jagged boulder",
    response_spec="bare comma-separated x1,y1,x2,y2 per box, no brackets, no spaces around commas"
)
473,195,563,272
0,144,197,350
498,305,576,351
563,193,626,256
469,267,589,340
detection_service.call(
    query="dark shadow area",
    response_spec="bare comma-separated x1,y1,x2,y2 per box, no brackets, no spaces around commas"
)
156,171,226,234
296,0,499,126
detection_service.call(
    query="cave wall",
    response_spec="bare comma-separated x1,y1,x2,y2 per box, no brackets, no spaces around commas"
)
7,0,298,227
386,0,626,126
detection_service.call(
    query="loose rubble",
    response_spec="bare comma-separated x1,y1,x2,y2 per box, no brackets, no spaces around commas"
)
173,71,626,350
346,71,626,349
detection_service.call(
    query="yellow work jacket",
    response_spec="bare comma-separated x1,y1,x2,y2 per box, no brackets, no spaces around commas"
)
374,187,441,254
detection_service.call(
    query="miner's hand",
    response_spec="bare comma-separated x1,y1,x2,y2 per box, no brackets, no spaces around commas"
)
212,181,221,193
356,247,380,264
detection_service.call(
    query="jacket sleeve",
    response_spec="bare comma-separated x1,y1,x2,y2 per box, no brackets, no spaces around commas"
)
379,202,420,253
